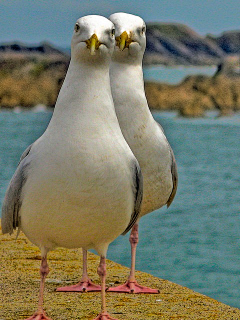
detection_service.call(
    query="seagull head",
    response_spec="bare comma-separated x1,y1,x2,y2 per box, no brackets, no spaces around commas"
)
71,15,115,63
109,12,146,62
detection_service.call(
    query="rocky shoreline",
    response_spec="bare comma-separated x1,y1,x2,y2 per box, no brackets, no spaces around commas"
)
0,50,239,117
145,73,240,117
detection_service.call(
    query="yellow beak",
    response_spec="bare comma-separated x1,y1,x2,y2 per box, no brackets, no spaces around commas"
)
86,33,101,55
116,31,132,51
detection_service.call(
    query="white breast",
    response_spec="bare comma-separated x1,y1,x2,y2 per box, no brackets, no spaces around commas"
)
19,59,137,256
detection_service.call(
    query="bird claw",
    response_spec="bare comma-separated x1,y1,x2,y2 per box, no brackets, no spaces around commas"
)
56,279,102,292
107,280,159,294
24,311,52,320
93,312,119,320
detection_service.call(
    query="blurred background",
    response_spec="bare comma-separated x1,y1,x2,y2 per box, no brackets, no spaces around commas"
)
0,0,240,309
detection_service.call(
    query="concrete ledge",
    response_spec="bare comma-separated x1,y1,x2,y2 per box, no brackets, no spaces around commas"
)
1,228,240,319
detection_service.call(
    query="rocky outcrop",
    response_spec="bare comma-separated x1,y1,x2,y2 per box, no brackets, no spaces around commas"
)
0,28,239,115
0,55,69,108
0,53,239,117
2,228,240,320
214,56,240,78
145,75,240,117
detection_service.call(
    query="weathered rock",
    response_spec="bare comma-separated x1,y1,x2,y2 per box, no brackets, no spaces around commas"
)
0,43,239,116
0,57,68,108
145,75,240,117
215,56,240,78
1,225,240,320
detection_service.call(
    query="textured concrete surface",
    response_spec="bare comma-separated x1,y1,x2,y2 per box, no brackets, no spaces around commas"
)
1,227,240,320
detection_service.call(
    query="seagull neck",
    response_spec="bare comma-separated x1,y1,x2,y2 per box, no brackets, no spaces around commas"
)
54,59,113,116
47,59,119,135
110,61,152,120
66,59,111,91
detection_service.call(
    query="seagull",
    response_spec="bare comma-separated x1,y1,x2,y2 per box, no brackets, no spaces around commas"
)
1,15,142,320
56,12,178,295
106,12,178,294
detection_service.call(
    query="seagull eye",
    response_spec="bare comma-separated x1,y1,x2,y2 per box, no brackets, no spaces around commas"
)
141,26,146,34
74,23,80,32
111,28,115,37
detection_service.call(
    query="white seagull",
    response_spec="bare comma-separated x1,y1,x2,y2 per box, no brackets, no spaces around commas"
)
1,15,142,320
106,12,178,293
57,12,178,295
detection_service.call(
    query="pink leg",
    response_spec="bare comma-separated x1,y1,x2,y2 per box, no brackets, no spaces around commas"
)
56,249,101,292
25,256,52,320
108,223,159,294
93,256,119,320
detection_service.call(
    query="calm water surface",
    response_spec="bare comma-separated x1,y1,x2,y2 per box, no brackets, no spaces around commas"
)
143,65,217,83
0,108,240,308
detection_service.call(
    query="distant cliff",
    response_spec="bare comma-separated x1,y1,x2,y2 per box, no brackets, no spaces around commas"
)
0,26,239,116
0,41,68,57
206,31,240,54
144,24,240,65
0,25,239,66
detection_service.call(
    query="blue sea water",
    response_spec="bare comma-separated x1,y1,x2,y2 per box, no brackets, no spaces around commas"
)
109,111,240,309
0,109,239,309
143,65,217,83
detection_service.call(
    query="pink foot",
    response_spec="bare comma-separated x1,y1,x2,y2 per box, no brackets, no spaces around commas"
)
56,279,102,292
25,311,52,320
93,312,119,320
107,280,159,294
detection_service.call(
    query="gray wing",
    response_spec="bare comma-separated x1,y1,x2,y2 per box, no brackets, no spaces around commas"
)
1,144,33,235
156,122,178,207
18,143,33,163
122,160,143,235
166,146,178,207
